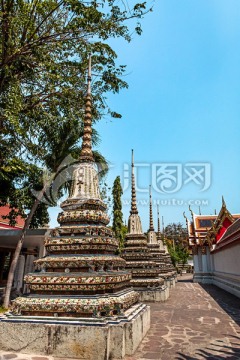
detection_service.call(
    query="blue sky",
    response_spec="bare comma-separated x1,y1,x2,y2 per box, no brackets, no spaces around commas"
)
49,0,240,231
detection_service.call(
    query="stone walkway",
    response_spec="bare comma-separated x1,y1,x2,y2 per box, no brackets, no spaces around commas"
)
0,275,239,360
126,274,240,360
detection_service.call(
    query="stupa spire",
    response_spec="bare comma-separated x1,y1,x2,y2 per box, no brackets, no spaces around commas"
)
130,149,138,215
149,185,154,231
157,204,161,240
80,55,94,163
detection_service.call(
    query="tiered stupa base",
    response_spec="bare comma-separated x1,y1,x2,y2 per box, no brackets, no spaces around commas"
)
122,234,170,302
136,285,169,302
148,244,177,289
0,302,150,360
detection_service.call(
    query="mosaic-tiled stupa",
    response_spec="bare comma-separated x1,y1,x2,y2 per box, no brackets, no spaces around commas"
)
121,151,168,301
11,58,139,318
147,190,177,286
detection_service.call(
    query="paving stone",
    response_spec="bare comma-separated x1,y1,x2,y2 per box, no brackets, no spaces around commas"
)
140,353,160,359
125,274,240,360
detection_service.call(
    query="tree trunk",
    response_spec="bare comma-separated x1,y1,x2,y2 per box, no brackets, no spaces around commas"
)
3,185,47,309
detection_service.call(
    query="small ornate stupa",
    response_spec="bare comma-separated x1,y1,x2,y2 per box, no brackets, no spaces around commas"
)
11,58,140,318
1,57,150,360
121,151,168,301
147,191,177,288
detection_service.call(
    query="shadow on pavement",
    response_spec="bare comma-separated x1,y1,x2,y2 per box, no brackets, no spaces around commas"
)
199,283,240,327
177,335,240,359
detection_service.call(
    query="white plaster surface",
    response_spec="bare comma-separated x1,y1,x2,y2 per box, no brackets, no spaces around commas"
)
193,243,240,298
0,305,150,360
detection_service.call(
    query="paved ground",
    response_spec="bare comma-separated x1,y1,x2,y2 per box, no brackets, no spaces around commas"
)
0,275,239,360
126,274,240,360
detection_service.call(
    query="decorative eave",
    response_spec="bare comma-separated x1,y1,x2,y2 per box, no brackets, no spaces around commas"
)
211,196,234,231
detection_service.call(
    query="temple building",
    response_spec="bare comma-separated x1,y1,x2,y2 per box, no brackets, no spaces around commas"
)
147,189,177,288
0,205,47,295
121,151,169,301
0,57,150,360
185,198,240,298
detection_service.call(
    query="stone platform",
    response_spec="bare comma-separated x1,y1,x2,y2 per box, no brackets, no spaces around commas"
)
164,277,176,289
138,285,169,302
0,303,150,360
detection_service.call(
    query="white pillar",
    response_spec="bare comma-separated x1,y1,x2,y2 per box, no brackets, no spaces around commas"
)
24,255,35,275
13,255,25,291
202,254,208,273
193,246,202,282
206,246,212,272
198,247,203,272
193,254,200,273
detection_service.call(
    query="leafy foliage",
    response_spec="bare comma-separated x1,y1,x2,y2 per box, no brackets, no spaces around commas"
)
164,222,188,247
0,0,151,151
0,0,151,226
167,243,189,267
112,176,125,250
164,223,189,266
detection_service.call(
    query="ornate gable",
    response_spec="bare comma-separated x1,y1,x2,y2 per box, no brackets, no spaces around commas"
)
207,197,235,246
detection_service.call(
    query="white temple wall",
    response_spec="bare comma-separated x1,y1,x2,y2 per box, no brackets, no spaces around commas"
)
211,243,240,298
213,244,240,275
193,243,240,298
202,255,208,273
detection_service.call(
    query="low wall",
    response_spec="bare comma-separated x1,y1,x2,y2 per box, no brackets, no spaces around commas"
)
0,304,150,360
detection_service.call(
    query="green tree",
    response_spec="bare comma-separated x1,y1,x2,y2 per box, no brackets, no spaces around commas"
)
167,243,189,268
167,245,179,267
0,0,151,211
164,222,188,247
0,0,151,144
112,176,125,251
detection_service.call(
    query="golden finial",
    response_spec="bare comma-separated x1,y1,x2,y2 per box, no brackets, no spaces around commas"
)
183,211,188,224
222,195,226,208
189,205,194,220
